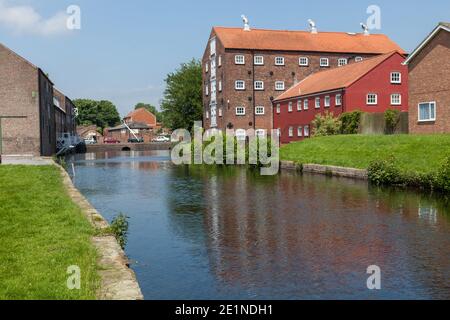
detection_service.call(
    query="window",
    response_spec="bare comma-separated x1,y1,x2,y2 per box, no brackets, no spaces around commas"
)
236,106,246,116
235,55,245,65
255,106,265,115
324,96,331,107
254,81,264,90
304,125,310,137
315,97,321,109
391,94,401,105
338,58,348,67
275,57,285,66
418,102,436,122
297,100,302,111
355,56,363,62
218,55,222,67
205,63,209,73
218,81,222,92
235,80,245,90
276,104,281,114
298,126,303,137
289,127,294,137
320,58,329,67
254,56,264,65
367,93,378,105
299,57,309,66
336,94,342,106
391,72,402,84
205,85,209,96
304,99,309,110
218,108,223,117
275,81,285,91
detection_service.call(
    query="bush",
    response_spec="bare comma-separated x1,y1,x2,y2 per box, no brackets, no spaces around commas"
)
368,155,403,185
312,111,342,137
339,111,362,134
110,213,129,249
435,156,450,193
385,109,400,134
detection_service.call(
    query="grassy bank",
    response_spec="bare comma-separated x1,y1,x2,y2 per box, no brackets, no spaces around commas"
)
281,134,450,173
0,165,98,299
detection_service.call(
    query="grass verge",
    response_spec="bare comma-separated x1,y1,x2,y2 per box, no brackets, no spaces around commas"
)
0,165,98,300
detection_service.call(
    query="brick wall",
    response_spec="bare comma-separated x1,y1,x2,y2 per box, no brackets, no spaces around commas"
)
408,30,450,134
0,44,41,156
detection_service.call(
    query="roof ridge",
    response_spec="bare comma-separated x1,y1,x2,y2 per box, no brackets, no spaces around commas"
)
213,26,388,36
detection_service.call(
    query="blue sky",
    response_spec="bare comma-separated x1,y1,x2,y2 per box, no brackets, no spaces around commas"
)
0,0,448,116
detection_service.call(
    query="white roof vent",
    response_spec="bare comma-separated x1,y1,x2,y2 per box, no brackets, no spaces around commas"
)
360,23,370,36
241,15,250,31
308,19,318,34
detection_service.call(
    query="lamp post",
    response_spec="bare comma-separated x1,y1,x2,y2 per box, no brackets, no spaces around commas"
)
0,116,27,164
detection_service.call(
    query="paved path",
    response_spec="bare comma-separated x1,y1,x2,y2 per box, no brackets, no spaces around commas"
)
1,156,54,165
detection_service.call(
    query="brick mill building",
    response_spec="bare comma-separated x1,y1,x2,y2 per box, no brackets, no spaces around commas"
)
202,22,406,134
273,51,408,144
404,22,450,134
0,43,76,156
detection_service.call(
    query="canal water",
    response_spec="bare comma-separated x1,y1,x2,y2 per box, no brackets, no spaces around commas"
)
70,151,450,300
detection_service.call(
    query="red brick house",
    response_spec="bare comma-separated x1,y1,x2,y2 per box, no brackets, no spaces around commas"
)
273,52,408,144
124,108,158,129
202,23,406,134
404,22,450,134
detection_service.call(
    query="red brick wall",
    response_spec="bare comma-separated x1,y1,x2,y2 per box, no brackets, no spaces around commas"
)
408,30,450,134
0,44,41,156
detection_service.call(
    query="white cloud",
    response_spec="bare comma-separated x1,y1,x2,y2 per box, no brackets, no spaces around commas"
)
0,0,69,36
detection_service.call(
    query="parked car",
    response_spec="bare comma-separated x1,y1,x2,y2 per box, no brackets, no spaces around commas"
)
152,135,170,142
104,137,121,144
128,137,144,143
84,137,97,145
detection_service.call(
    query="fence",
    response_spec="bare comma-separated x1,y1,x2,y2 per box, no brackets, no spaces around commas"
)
359,112,409,135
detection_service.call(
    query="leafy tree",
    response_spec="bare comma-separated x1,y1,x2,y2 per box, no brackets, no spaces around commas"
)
160,59,202,131
74,99,121,131
134,103,162,122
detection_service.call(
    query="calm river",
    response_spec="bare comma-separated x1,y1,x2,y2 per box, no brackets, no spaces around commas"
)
70,150,450,300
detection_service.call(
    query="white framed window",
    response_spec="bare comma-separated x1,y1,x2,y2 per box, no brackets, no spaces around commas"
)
254,56,264,65
276,104,281,114
367,93,378,105
254,81,264,90
275,81,285,91
218,55,222,67
255,106,265,115
324,96,331,107
315,97,321,109
206,111,209,119
304,125,310,137
205,85,209,96
236,106,246,116
355,56,363,62
275,56,285,66
338,58,348,67
304,99,309,110
299,57,309,66
297,100,302,111
218,108,223,117
418,102,436,122
391,94,402,105
288,102,293,112
235,80,245,90
218,81,222,92
336,94,342,106
391,72,402,84
320,58,329,67
297,126,303,137
235,55,245,65
205,63,209,73
289,127,294,137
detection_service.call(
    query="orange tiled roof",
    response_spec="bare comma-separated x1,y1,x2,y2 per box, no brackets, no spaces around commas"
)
274,52,401,101
213,27,406,54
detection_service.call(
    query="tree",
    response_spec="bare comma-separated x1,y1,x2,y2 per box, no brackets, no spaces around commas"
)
74,99,121,131
134,103,162,122
160,59,202,131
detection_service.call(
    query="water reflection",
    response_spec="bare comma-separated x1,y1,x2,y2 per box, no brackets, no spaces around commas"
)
72,151,450,300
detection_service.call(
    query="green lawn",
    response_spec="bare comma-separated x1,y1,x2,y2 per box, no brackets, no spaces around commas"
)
0,165,98,300
280,134,450,174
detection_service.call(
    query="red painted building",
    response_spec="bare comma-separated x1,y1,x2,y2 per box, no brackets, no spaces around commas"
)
273,52,408,144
